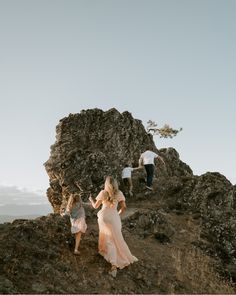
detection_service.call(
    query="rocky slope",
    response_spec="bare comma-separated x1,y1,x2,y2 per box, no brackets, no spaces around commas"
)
0,108,235,294
0,199,235,294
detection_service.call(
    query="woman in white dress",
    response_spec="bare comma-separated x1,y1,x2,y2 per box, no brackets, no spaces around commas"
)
89,176,138,277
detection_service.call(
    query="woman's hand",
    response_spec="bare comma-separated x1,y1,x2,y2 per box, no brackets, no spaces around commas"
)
88,194,93,203
88,193,102,209
89,194,95,208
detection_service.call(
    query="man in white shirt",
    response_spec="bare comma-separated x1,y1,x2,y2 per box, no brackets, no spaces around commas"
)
139,149,165,190
121,164,139,196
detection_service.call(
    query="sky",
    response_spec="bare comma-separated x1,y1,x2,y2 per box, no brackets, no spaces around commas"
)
0,0,235,207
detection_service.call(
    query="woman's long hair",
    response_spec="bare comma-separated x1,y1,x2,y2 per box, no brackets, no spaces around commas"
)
67,193,82,212
104,176,119,204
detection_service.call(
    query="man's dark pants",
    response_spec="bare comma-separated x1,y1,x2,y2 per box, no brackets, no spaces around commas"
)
144,164,155,187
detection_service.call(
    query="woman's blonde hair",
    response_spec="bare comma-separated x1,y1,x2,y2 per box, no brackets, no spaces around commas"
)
67,193,82,212
104,176,119,204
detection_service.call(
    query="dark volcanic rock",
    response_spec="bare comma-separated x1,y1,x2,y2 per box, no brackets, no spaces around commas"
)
189,172,234,216
165,172,234,214
44,108,192,213
44,108,156,212
164,171,236,275
123,208,175,241
41,108,236,285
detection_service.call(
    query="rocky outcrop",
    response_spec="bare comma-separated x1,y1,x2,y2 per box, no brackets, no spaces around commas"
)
1,108,236,293
164,172,234,212
44,108,192,213
164,171,236,276
42,108,236,285
44,108,154,212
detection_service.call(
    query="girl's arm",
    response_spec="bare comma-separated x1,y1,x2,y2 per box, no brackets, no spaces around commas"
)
66,195,73,213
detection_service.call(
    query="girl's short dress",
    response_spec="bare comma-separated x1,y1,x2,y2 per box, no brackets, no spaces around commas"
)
70,202,87,234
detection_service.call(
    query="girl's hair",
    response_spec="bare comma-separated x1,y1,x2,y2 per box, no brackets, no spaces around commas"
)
104,176,119,204
67,193,82,211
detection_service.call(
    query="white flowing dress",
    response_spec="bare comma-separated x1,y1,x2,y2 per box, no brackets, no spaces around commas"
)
96,190,138,269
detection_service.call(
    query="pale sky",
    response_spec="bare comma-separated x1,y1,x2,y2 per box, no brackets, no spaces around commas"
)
0,0,235,194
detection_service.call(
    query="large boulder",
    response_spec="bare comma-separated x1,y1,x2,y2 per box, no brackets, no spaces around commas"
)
164,171,236,270
165,172,234,214
44,108,156,212
44,108,192,213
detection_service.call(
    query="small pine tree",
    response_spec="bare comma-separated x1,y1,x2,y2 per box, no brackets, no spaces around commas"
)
147,120,182,138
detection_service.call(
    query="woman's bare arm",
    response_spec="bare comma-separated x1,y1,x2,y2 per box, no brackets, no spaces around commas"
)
118,201,126,215
89,195,102,209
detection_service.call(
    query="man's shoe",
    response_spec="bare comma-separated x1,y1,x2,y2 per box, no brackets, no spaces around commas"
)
146,186,153,191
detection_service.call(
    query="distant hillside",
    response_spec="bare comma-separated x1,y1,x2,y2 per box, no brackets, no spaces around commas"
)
0,185,52,220
0,204,52,216
0,214,42,224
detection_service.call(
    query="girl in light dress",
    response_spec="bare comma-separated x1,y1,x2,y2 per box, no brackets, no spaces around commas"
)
65,192,87,254
89,176,138,277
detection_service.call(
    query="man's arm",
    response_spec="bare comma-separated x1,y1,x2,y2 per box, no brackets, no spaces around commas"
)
138,156,143,168
158,156,165,165
133,166,142,170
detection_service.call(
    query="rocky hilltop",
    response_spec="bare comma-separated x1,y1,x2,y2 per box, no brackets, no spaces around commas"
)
44,108,192,213
0,108,235,294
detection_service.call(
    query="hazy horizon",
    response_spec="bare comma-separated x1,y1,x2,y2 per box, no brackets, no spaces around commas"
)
0,0,235,196
0,185,52,218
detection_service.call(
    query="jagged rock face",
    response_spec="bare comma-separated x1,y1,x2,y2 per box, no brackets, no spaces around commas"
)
123,208,176,242
164,171,236,269
193,174,236,265
157,148,192,178
166,172,234,214
190,172,234,215
168,172,235,218
44,108,193,213
193,173,236,265
44,107,236,279
44,108,156,212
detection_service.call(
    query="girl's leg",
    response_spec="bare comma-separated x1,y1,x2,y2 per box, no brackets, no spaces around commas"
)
74,232,82,253
128,178,133,196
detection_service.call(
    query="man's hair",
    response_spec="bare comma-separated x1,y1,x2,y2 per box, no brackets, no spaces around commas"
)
146,144,154,151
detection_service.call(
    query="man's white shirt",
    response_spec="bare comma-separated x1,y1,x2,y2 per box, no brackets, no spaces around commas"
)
139,150,158,165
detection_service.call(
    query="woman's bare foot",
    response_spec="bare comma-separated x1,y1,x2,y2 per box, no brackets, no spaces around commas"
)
74,249,80,255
